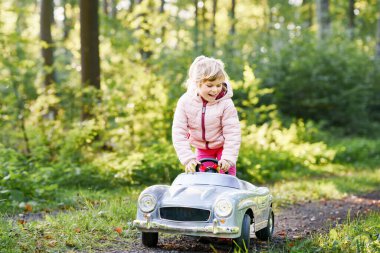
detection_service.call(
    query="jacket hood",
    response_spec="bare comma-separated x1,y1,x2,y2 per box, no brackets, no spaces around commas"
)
186,81,234,104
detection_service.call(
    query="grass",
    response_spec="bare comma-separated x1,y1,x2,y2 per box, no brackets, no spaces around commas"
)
0,166,378,252
0,189,139,252
271,167,380,208
1,136,379,252
287,212,380,253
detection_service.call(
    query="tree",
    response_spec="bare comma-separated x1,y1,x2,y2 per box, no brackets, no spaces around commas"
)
103,0,109,15
194,0,199,52
110,0,117,18
62,0,76,40
210,0,217,49
348,0,355,39
80,0,101,119
40,0,55,87
376,0,380,60
159,0,165,13
316,0,330,39
302,0,313,28
229,0,236,35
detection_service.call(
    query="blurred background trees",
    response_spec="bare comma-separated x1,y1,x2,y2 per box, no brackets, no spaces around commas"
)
1,0,380,204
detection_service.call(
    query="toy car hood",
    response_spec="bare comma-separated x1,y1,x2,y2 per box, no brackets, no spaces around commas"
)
159,173,253,208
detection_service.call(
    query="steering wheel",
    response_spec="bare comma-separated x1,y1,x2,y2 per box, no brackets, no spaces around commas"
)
195,158,228,174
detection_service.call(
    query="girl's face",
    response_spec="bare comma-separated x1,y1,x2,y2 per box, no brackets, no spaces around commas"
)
198,79,224,102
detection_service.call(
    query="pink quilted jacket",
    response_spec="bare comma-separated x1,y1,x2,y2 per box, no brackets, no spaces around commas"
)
172,82,241,166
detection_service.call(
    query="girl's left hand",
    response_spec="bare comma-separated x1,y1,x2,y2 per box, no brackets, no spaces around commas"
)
218,159,231,173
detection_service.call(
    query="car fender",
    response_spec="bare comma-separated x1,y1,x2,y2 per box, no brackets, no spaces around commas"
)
136,185,169,219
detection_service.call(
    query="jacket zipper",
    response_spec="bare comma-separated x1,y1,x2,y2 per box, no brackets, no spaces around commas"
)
201,101,209,149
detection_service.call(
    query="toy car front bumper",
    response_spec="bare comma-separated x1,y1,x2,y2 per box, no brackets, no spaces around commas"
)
133,218,240,238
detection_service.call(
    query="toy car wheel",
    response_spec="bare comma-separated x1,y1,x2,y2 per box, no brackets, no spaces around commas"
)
142,232,158,247
233,214,251,250
255,208,274,241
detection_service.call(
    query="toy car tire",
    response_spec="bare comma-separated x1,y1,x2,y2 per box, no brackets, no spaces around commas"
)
142,232,158,247
255,208,274,241
233,213,251,250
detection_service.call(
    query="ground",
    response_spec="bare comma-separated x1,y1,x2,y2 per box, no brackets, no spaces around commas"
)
120,191,380,253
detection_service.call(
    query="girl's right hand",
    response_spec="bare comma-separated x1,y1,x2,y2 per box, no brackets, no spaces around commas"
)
185,159,200,173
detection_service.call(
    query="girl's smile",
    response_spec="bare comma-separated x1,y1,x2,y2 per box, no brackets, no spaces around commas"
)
199,80,224,102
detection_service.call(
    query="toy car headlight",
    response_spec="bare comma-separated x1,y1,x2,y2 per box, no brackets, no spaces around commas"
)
214,199,233,218
138,194,157,213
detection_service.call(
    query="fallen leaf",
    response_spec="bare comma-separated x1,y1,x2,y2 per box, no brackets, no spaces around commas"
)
17,219,26,225
66,241,75,247
44,234,53,240
25,204,32,212
48,240,57,247
114,227,123,234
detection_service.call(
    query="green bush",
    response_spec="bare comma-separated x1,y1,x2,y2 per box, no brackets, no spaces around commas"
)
258,37,376,134
0,144,57,206
237,120,336,183
332,138,380,167
93,143,182,187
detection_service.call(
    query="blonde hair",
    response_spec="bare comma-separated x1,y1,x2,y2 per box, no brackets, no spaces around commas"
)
186,56,228,88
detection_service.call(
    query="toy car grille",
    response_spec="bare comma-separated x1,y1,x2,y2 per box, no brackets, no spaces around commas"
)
160,207,210,222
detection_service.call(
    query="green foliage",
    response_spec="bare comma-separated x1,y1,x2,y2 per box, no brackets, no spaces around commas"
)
93,143,182,186
238,120,336,183
0,215,17,251
258,36,376,134
331,138,380,167
0,144,57,207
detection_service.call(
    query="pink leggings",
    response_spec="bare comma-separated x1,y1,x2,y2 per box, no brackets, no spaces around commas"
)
196,147,236,176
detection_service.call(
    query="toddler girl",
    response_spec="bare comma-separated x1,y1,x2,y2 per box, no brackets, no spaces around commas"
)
172,56,241,176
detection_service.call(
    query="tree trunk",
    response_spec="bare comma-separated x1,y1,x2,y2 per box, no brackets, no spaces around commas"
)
210,0,217,49
316,0,330,40
159,0,165,13
159,0,166,42
376,5,380,60
302,0,313,28
194,0,199,52
80,0,101,119
129,0,135,12
348,0,355,39
111,0,117,18
103,0,108,15
40,0,55,87
229,0,236,35
63,0,69,39
201,0,207,52
62,0,76,40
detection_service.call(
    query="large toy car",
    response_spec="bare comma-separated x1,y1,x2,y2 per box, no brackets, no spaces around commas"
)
133,158,274,249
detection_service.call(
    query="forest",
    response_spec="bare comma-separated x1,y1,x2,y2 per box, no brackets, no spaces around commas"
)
0,0,380,252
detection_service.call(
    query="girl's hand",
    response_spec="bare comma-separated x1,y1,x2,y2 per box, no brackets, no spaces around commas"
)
218,159,232,173
185,159,200,173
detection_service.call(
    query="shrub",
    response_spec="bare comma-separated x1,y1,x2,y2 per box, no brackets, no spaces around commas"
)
0,144,57,206
258,37,376,134
92,142,182,187
238,120,336,183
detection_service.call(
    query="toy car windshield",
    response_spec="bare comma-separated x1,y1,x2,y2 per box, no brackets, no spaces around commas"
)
172,172,241,189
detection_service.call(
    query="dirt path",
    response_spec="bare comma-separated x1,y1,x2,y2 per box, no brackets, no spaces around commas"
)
119,191,380,253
